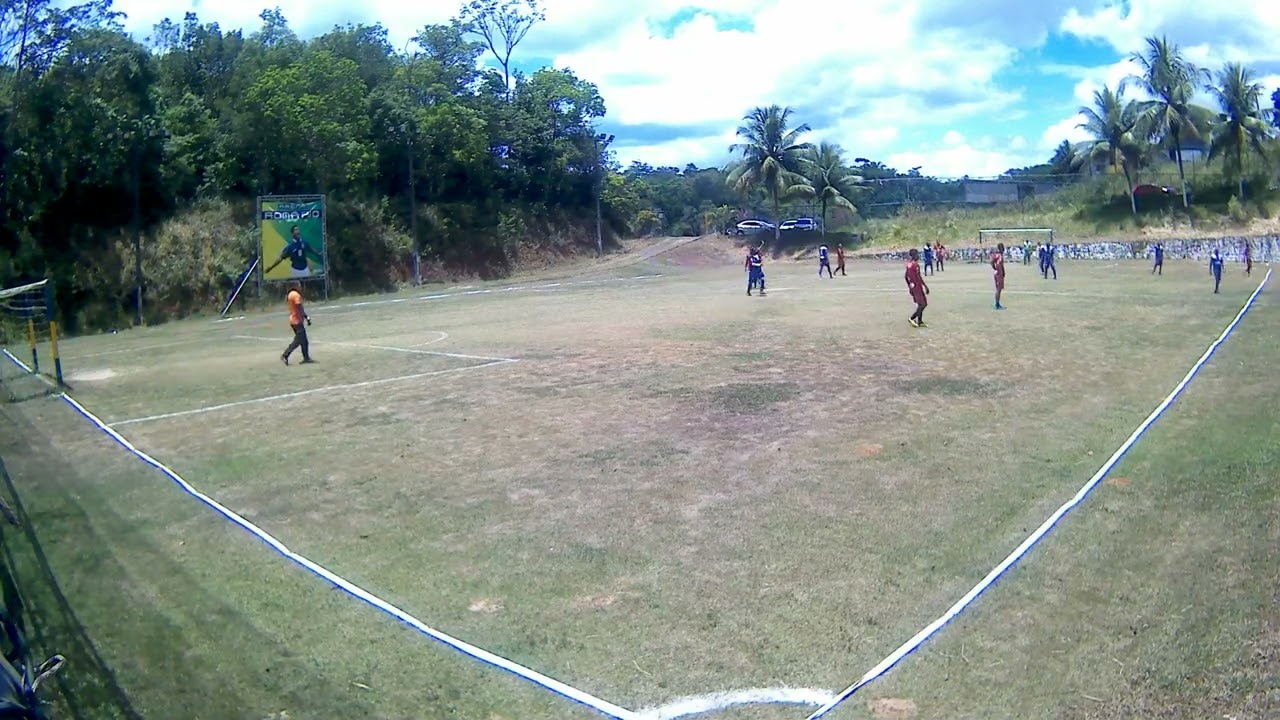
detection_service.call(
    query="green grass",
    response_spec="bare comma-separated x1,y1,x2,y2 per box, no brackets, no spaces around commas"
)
0,247,1275,720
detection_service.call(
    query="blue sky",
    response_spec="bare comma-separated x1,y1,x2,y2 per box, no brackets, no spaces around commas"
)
115,0,1280,178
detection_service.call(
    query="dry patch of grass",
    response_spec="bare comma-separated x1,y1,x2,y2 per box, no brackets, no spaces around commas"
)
2,259,1272,720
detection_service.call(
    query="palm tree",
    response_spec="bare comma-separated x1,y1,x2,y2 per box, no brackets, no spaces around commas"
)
726,105,812,245
794,141,863,239
1049,140,1079,176
1127,35,1214,207
1075,85,1145,216
1208,62,1274,199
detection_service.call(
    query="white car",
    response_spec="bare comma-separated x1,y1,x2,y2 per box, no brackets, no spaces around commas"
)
735,220,775,234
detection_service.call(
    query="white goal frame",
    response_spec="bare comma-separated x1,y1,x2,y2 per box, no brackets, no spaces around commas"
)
978,227,1054,246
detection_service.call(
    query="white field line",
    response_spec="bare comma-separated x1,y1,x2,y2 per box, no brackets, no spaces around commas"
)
73,338,204,359
637,688,835,720
805,267,1273,720
54,392,639,720
1,349,56,388
407,331,449,347
110,359,517,427
230,335,514,363
313,274,664,314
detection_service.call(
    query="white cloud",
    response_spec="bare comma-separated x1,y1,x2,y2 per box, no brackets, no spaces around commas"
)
554,0,1023,146
105,0,1280,177
887,142,1038,179
1041,114,1093,149
1060,0,1280,68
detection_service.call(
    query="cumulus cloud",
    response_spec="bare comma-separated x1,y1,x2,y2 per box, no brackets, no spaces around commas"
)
1060,0,1280,72
886,130,1045,178
104,0,1280,177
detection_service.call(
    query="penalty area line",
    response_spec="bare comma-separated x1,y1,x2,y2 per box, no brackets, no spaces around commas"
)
110,358,518,427
56,392,639,720
805,267,1273,720
229,334,513,362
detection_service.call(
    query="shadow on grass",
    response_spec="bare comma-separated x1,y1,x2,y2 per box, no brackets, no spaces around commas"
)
0,407,384,720
0,454,141,720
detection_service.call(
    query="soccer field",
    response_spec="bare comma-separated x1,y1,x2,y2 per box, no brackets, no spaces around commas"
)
1,240,1277,720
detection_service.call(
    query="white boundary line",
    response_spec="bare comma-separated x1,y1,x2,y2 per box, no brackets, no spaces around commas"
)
110,359,518,427
408,331,449,347
44,390,638,720
1,348,56,388
316,274,664,314
637,688,835,720
229,335,513,362
804,267,1273,720
73,339,204,359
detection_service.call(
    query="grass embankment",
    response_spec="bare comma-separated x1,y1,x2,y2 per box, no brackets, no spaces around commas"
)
856,164,1280,253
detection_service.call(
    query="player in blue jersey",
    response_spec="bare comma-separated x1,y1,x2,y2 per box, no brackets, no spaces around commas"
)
818,244,833,278
747,245,766,296
922,243,934,275
1042,242,1057,280
1151,242,1164,275
1209,247,1224,293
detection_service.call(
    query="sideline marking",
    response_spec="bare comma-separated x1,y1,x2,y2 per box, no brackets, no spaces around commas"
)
637,688,834,720
229,335,514,363
1,349,56,388
73,339,203,359
110,359,517,427
408,331,449,347
805,268,1272,720
45,389,638,720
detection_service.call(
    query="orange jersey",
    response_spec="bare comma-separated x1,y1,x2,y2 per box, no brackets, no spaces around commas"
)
990,251,1005,277
287,289,304,325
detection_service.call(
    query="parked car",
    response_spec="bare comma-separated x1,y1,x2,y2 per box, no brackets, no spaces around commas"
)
779,218,818,231
735,220,775,234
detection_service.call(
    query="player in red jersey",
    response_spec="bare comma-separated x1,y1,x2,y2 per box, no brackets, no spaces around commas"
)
991,242,1006,310
905,248,930,327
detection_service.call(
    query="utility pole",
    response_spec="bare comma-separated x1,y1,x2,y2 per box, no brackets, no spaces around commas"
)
132,127,142,326
407,123,419,285
594,133,614,257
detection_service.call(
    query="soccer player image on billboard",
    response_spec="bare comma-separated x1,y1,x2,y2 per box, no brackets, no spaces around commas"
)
260,196,326,281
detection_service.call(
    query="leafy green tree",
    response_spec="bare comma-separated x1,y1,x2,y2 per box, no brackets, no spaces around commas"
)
1207,61,1274,199
1127,35,1214,207
242,49,374,193
795,141,863,238
1076,85,1145,216
727,105,812,244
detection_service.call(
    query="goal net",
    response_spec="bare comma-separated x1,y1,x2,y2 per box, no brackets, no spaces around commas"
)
0,279,64,401
978,228,1055,265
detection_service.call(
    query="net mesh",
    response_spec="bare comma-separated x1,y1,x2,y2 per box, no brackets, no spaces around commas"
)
977,229,1055,264
0,281,59,401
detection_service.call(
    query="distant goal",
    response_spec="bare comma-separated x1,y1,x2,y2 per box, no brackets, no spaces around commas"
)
978,228,1055,264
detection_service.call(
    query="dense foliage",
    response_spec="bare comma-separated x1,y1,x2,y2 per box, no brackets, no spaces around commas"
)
0,4,1276,332
0,0,617,329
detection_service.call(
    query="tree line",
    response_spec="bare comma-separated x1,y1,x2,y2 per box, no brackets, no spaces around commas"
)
0,0,627,329
3,4,1276,330
1044,36,1276,215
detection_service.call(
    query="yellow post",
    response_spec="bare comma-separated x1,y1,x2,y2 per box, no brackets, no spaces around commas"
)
49,321,63,386
26,317,38,373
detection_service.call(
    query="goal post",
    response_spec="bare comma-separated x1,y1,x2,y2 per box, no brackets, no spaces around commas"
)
977,228,1055,264
0,279,64,397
